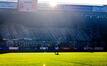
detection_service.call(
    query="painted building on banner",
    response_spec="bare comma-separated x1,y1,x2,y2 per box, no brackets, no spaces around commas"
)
18,0,37,12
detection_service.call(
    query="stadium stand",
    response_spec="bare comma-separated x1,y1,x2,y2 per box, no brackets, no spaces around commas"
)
0,2,107,52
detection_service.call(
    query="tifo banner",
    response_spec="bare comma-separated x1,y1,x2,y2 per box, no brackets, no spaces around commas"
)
18,0,37,12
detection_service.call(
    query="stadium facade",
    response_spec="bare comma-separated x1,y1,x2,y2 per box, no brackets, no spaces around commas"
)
0,2,107,52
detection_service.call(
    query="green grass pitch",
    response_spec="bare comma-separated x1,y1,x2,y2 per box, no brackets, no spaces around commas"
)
0,52,107,66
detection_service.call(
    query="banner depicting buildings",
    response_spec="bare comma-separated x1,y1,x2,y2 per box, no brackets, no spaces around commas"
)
18,0,37,12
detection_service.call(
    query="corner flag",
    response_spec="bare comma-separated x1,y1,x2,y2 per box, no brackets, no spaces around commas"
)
18,0,37,12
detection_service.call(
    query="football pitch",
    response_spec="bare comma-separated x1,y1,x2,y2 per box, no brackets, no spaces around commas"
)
0,52,107,66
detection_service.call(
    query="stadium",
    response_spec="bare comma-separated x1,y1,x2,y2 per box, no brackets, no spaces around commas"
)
0,0,107,66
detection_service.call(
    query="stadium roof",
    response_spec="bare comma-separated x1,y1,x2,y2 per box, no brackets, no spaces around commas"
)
0,1,107,12
0,0,107,6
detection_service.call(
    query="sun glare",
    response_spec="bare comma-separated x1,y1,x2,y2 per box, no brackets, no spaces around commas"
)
49,1,57,7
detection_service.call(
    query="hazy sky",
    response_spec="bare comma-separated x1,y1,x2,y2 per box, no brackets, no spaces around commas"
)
0,0,107,5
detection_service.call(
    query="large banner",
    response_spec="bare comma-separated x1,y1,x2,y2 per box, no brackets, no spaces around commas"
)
18,0,37,12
